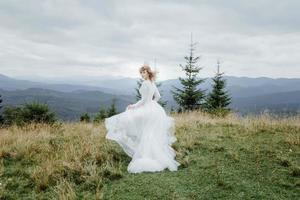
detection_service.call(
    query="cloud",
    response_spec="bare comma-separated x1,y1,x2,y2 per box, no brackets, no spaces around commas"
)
0,0,299,81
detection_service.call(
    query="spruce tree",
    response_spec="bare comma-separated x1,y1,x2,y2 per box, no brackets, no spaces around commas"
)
171,35,206,112
205,61,231,114
93,107,107,123
106,99,117,117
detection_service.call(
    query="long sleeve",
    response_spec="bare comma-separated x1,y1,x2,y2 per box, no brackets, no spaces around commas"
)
132,81,151,108
153,84,161,102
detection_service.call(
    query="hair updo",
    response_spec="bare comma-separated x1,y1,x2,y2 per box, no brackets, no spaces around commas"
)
139,64,158,82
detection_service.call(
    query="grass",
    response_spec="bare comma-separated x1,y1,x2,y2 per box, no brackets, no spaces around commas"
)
0,110,299,199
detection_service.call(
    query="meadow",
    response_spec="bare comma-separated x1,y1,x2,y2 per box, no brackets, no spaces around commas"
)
0,110,299,199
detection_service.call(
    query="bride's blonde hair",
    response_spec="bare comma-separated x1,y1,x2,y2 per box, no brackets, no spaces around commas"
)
139,64,158,82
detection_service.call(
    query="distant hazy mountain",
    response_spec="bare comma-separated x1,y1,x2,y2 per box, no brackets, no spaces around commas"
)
223,76,300,98
13,74,127,85
231,90,300,115
160,76,300,97
3,73,300,97
0,88,135,121
0,73,124,94
1,73,300,119
8,74,142,95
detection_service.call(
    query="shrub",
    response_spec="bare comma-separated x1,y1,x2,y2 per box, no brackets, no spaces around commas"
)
2,106,24,126
22,102,56,124
93,108,107,123
80,113,91,123
2,102,57,127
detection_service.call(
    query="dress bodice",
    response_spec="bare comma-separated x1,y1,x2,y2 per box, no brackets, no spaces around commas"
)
132,79,161,108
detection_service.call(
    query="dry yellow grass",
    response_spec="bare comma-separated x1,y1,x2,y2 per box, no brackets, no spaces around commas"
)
0,110,299,199
0,122,124,199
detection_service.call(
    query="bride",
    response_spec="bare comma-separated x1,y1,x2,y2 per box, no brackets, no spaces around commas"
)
104,64,181,173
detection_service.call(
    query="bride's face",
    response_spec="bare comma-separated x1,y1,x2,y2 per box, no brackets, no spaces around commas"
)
140,70,149,80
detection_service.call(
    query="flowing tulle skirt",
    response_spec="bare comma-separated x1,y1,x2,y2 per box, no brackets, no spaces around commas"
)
104,100,180,173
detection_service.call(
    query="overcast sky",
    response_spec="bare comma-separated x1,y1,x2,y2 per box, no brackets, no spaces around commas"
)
0,0,299,81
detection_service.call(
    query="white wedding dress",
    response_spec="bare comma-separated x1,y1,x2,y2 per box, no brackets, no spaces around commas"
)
104,79,180,173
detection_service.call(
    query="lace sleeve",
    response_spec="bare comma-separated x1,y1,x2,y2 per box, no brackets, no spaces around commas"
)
153,84,161,102
132,81,150,108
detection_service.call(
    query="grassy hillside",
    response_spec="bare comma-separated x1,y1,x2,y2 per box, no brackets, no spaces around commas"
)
0,111,299,199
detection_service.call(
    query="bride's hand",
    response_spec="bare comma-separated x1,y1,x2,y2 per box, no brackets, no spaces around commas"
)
127,104,134,110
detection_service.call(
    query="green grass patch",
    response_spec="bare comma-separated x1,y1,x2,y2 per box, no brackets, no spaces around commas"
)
0,113,299,199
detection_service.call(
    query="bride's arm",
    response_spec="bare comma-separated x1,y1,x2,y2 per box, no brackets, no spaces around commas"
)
153,84,161,102
131,82,150,108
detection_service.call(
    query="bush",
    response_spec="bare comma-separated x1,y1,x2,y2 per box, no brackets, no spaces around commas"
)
22,102,56,124
93,108,107,123
2,102,57,127
80,113,91,123
2,106,24,126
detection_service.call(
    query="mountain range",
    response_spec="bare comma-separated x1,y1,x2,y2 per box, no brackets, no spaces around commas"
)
1,73,299,120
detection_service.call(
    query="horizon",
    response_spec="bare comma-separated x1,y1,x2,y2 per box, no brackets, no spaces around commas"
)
1,72,300,84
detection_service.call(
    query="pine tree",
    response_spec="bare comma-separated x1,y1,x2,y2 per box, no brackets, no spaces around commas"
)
171,34,206,112
106,99,117,117
93,107,107,123
205,61,231,114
